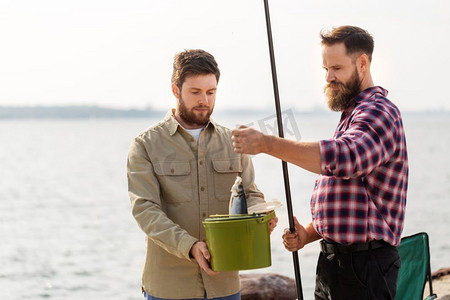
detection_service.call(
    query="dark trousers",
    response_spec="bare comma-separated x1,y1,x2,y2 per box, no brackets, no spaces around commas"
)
315,243,401,300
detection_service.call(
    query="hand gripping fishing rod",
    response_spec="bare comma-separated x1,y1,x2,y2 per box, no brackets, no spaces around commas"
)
262,0,304,299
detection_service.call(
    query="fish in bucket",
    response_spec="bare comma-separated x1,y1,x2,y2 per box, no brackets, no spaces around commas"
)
228,176,248,215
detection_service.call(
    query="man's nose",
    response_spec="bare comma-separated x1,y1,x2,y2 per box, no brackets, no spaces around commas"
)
326,70,335,82
198,93,208,104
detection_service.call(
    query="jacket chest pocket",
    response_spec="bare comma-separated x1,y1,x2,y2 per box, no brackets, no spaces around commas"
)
153,161,193,203
212,158,242,201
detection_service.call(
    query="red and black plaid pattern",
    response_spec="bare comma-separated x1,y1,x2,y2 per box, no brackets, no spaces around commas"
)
312,86,408,246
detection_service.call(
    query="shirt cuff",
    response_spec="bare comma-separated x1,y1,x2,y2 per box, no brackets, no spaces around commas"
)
179,235,199,260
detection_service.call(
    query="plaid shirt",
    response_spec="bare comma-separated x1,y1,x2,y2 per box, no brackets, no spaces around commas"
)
312,86,408,246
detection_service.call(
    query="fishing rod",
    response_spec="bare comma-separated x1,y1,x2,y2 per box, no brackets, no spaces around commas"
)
262,0,304,299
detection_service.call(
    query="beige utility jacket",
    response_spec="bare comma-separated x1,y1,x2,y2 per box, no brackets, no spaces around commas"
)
127,110,265,299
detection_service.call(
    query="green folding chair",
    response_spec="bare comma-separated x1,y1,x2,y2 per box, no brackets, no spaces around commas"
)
395,232,437,300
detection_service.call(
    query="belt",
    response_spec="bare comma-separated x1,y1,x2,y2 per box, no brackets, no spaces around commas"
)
320,240,388,254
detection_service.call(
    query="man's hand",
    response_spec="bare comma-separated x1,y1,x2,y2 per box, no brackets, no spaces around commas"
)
282,217,309,252
268,215,278,234
231,125,271,155
190,241,219,276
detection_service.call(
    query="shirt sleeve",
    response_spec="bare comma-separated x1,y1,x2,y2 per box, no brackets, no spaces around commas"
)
127,137,197,260
319,104,400,179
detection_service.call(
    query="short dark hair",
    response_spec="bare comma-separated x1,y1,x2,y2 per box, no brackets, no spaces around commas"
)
171,49,220,89
320,26,374,62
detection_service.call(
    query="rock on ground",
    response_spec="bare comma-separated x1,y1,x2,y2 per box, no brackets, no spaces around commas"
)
425,268,450,299
239,269,450,300
240,273,297,300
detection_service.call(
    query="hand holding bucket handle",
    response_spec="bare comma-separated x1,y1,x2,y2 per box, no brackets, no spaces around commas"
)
248,201,281,233
268,214,278,234
256,210,278,234
190,241,219,276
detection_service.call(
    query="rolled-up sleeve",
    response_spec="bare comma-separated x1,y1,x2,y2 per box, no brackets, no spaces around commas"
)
320,106,398,179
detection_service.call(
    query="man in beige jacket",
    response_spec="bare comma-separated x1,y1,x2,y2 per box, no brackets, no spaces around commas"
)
127,49,277,300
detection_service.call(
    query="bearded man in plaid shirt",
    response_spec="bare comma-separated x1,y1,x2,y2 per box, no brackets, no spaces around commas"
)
231,25,408,299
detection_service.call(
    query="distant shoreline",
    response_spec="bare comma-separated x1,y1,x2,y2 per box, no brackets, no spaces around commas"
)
0,105,160,119
0,105,448,119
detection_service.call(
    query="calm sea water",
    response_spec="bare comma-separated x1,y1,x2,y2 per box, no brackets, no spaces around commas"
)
1,112,449,300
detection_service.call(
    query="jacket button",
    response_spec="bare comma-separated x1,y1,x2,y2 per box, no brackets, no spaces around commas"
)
170,168,174,174
201,187,205,191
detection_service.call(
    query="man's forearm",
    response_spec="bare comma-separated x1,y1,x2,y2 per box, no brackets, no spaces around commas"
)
304,222,322,245
263,135,322,175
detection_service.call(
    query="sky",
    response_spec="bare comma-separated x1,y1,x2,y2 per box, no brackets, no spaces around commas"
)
1,0,449,112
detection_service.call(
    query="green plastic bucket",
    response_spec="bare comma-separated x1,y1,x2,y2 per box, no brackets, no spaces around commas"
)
202,211,275,271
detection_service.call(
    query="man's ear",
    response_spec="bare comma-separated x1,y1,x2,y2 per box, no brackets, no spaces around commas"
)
172,83,180,98
358,53,370,73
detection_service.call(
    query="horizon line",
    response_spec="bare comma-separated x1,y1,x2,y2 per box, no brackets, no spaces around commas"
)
0,104,449,114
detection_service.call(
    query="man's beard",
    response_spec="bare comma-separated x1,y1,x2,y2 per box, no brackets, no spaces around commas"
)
178,96,213,127
324,68,361,112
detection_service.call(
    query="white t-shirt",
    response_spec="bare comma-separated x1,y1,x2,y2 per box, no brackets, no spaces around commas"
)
185,127,205,142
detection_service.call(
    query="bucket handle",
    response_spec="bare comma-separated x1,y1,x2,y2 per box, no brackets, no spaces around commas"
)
257,210,276,224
